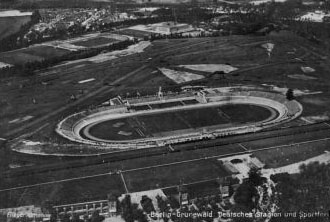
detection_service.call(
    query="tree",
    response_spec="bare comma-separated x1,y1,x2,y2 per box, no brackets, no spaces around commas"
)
248,168,264,187
234,181,258,210
286,88,295,100
62,213,71,222
234,168,264,210
90,211,105,222
72,214,83,222
140,195,155,214
131,204,148,222
121,195,134,222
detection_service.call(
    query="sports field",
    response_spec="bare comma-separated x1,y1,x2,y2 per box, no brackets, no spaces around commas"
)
123,159,230,192
0,45,70,65
84,104,275,141
252,137,330,168
72,37,119,47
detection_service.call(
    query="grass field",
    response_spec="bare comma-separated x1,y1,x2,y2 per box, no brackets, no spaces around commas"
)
253,138,330,168
0,52,44,65
86,104,273,141
0,174,124,208
243,129,330,151
0,156,231,208
117,29,152,38
123,159,230,192
1,143,245,190
72,37,119,47
0,45,70,65
22,45,69,59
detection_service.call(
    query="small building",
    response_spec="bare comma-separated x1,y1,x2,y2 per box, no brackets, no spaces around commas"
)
178,186,189,206
108,193,118,217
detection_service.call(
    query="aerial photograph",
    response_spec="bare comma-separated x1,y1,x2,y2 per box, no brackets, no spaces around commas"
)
0,0,329,221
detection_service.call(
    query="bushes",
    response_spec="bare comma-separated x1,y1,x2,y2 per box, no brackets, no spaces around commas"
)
120,195,148,222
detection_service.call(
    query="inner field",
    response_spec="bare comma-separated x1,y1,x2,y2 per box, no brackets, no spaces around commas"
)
82,104,277,141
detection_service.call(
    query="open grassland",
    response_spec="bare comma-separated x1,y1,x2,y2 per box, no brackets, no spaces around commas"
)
253,138,330,168
72,37,119,47
0,45,70,65
1,143,244,190
0,174,124,208
22,46,70,59
117,28,153,38
242,129,330,151
123,159,230,192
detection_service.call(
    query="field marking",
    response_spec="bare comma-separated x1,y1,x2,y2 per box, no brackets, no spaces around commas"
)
0,172,112,192
120,172,129,194
300,117,314,124
174,112,193,129
253,137,330,153
217,108,231,121
1,137,330,192
121,151,248,173
17,188,29,206
324,122,330,128
135,128,145,137
132,178,219,194
0,150,248,193
238,143,249,151
78,78,95,84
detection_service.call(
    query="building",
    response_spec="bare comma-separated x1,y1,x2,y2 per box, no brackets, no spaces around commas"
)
163,177,239,206
152,22,191,34
53,193,119,220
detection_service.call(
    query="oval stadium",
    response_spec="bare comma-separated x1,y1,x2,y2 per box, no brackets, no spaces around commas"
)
56,87,303,151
